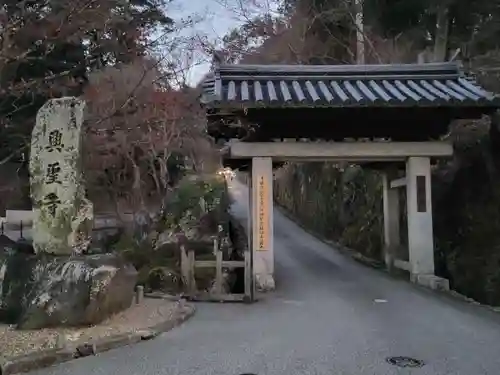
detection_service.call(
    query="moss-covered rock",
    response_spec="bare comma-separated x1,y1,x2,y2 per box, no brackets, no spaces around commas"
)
0,239,137,329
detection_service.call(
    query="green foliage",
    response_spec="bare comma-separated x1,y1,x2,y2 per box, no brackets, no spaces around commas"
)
432,126,500,305
274,163,383,260
112,174,231,293
145,266,182,293
160,174,229,232
112,232,153,270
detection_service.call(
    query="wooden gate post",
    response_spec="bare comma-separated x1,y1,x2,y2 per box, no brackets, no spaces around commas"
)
251,157,275,292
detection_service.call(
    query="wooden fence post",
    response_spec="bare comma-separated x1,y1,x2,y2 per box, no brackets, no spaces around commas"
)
180,245,189,288
188,249,196,295
244,249,252,302
135,285,144,304
215,249,223,295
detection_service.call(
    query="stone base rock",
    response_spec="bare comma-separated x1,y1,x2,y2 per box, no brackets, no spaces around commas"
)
209,270,232,295
410,273,450,291
255,274,275,292
0,243,137,329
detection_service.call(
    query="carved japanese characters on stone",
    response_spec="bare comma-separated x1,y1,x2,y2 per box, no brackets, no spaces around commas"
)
45,130,65,153
30,97,94,255
43,193,61,217
45,162,62,185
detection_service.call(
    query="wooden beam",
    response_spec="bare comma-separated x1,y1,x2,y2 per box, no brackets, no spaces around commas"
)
194,260,245,268
390,177,407,188
187,293,247,302
228,141,453,161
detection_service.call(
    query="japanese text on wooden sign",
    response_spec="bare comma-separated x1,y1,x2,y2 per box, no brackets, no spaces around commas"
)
256,174,269,251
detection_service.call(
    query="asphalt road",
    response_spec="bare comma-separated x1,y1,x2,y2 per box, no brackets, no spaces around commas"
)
31,180,500,375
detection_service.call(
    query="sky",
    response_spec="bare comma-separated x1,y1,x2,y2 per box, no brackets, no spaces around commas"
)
166,0,276,86
166,0,248,86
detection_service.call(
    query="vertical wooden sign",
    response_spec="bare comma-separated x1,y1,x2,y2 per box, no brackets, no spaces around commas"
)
255,174,269,251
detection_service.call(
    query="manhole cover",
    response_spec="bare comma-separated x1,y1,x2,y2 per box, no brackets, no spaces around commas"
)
386,356,425,368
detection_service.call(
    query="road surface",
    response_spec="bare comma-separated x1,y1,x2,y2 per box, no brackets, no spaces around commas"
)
31,180,500,375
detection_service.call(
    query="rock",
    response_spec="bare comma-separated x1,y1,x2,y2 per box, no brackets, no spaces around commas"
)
209,270,232,294
75,343,96,358
0,238,11,307
0,236,30,315
29,97,93,255
0,235,34,255
0,251,137,329
0,234,16,251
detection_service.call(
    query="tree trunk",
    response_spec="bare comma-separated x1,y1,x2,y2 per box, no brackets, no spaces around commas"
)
433,5,450,62
336,164,347,235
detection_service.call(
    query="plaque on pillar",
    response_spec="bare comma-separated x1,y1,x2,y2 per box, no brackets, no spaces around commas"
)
416,175,427,213
255,174,270,251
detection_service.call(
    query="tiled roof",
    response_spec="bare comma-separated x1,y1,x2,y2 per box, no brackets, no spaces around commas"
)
201,62,500,109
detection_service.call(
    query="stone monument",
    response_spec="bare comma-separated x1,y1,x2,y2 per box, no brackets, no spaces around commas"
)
0,97,137,329
29,97,93,254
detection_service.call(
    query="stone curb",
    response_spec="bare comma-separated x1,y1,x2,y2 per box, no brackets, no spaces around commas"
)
0,302,196,375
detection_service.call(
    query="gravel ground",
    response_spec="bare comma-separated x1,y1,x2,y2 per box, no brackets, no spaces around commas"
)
0,298,177,358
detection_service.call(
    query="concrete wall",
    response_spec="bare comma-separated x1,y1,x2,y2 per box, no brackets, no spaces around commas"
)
6,210,33,225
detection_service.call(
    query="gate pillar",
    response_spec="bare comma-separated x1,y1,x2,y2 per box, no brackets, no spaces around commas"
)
251,157,275,291
406,157,449,290
382,170,400,272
